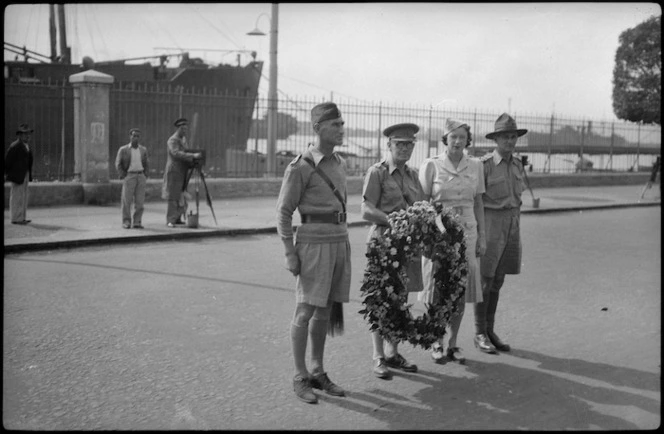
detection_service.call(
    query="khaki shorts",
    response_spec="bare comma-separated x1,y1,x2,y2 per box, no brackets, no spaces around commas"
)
295,240,351,307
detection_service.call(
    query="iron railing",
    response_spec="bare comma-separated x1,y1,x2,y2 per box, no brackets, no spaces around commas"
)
4,81,661,180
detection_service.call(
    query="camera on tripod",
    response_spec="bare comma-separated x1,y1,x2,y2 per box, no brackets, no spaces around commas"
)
185,149,206,168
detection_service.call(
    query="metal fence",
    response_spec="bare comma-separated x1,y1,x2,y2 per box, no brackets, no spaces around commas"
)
249,97,662,176
4,81,661,181
4,80,75,181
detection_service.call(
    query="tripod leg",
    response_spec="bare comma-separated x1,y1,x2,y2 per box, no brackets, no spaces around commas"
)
199,171,218,226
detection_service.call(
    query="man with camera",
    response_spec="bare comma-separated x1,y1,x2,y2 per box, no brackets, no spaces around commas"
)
161,118,203,227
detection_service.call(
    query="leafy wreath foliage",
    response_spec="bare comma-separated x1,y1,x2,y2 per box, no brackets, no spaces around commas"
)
359,201,468,350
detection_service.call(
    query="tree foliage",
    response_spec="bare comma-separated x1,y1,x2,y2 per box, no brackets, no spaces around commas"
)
612,15,661,125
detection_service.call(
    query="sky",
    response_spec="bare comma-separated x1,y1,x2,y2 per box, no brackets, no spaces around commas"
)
4,2,661,121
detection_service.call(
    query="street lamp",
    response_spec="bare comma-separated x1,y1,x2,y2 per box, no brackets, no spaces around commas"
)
247,4,278,178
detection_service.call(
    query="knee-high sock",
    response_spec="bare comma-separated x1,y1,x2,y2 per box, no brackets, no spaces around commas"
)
486,274,505,332
309,318,328,375
474,275,493,334
371,331,386,360
448,300,465,348
291,322,309,377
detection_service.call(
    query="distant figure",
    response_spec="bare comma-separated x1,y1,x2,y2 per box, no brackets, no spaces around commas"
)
161,118,202,227
115,128,149,229
645,155,661,197
5,123,34,225
575,153,594,172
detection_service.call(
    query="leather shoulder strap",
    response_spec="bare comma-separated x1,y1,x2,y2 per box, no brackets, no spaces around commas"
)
302,156,346,212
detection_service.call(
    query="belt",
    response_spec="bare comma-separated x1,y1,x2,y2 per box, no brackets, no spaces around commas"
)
300,212,347,224
450,206,471,216
128,170,144,174
486,207,520,215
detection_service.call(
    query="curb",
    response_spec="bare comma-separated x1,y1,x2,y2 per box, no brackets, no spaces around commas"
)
3,202,659,254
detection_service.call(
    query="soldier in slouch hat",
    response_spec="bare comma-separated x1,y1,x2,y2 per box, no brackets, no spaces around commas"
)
475,113,528,353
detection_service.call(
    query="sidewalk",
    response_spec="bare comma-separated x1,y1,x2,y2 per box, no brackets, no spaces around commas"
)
4,184,660,254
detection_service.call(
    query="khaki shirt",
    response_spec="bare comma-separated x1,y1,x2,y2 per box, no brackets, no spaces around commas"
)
276,144,348,243
362,158,425,215
481,149,526,210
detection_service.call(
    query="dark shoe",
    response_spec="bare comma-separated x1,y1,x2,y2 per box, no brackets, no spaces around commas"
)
22,219,31,224
431,343,445,364
446,347,466,364
385,353,418,373
122,223,131,229
132,224,144,229
373,358,391,379
293,375,317,404
487,331,511,352
310,372,345,397
174,219,186,225
474,334,497,354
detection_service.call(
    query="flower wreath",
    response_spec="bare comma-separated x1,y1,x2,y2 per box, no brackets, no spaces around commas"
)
359,201,468,350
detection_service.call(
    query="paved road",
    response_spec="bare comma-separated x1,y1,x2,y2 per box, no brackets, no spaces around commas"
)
3,207,661,429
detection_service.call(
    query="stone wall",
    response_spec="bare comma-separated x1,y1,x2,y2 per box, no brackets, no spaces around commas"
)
3,172,653,208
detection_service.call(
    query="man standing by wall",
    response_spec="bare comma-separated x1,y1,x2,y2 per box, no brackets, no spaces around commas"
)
475,113,528,354
4,123,34,225
162,118,202,227
115,128,149,229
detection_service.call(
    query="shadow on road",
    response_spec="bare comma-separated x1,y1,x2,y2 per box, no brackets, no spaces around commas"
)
318,354,659,430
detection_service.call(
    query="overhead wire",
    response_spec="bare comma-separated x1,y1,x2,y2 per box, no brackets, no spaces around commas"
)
88,4,110,59
191,8,242,49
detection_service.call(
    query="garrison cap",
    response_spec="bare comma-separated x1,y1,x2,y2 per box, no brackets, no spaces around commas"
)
311,102,342,125
129,128,142,135
443,118,470,137
16,123,34,135
173,118,188,127
485,113,528,140
383,123,419,141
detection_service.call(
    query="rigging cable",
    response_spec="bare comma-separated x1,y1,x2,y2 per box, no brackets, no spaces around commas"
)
191,8,242,49
89,4,110,60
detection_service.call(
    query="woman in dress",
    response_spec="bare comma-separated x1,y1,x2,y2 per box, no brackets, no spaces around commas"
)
418,119,488,364
361,122,426,379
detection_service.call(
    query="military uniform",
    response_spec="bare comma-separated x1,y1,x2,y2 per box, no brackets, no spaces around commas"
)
474,112,528,353
276,144,351,307
278,102,349,404
362,157,425,292
480,149,525,277
361,122,423,377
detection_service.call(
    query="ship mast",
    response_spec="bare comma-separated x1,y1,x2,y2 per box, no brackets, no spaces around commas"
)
49,5,57,62
56,4,70,64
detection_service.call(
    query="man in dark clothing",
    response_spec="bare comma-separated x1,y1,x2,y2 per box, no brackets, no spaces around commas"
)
5,123,34,224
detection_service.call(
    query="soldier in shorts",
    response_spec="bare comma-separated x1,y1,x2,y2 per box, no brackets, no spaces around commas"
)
276,102,351,404
475,113,528,353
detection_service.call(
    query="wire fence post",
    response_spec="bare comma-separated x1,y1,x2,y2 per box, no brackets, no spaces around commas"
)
607,122,614,170
376,102,382,161
546,114,554,173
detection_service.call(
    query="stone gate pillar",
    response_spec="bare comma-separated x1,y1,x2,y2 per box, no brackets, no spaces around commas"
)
69,70,114,205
